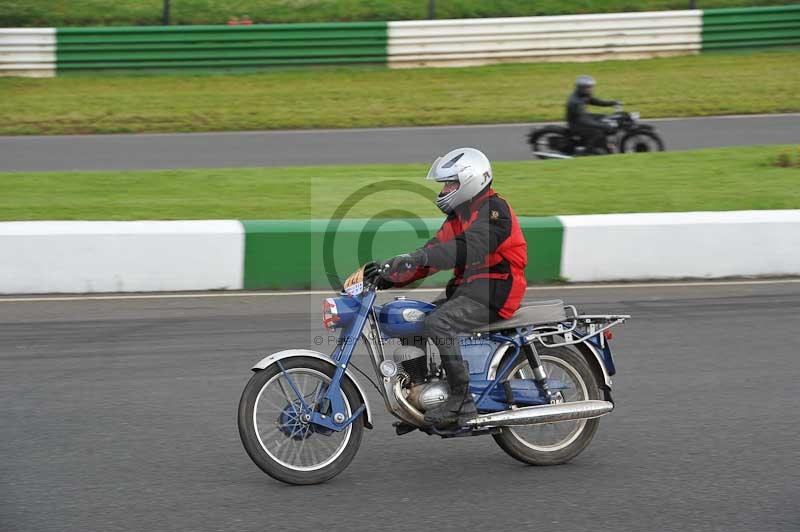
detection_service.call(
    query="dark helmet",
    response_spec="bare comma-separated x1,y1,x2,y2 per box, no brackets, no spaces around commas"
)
575,75,596,95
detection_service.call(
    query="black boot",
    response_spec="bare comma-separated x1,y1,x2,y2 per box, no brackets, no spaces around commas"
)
424,360,477,429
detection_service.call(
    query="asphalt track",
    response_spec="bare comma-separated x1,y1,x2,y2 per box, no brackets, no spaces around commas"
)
1,113,799,172
1,281,798,532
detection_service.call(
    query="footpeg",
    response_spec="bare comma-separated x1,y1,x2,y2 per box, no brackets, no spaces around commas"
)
393,421,417,436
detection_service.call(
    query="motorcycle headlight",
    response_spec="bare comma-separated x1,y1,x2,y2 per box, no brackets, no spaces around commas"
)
630,112,640,121
322,298,340,331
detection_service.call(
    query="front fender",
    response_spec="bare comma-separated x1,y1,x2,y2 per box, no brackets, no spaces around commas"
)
251,349,373,429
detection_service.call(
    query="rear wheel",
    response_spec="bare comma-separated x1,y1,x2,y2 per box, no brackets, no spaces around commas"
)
238,356,364,485
620,129,665,153
528,126,573,159
492,346,600,466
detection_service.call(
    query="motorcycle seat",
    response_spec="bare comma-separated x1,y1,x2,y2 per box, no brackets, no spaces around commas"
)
474,300,566,333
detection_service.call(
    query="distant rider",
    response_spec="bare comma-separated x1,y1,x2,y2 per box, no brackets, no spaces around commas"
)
566,75,620,154
374,147,528,429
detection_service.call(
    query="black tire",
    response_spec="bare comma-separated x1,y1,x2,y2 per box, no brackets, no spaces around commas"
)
238,356,364,485
492,346,601,466
620,129,665,153
528,126,573,159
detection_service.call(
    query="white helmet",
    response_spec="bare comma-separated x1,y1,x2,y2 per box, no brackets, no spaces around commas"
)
426,147,493,213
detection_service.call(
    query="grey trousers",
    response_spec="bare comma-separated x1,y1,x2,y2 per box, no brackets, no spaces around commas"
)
423,295,499,363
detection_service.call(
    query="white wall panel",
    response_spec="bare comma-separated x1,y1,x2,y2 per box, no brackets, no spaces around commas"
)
0,28,56,77
388,11,701,67
0,221,245,294
560,211,800,282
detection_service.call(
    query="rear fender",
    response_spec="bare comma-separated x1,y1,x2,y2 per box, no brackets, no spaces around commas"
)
251,349,373,429
572,341,614,401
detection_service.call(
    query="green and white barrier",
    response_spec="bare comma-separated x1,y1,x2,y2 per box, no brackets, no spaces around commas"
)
1,6,797,76
1,210,799,294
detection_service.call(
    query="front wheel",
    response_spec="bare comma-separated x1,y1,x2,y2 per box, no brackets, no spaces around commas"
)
238,356,364,485
620,129,665,153
492,346,601,466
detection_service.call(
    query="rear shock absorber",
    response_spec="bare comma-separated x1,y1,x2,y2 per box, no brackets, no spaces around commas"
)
523,343,556,403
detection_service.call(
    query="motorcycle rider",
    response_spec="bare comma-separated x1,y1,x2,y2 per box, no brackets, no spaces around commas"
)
566,75,620,154
373,147,528,429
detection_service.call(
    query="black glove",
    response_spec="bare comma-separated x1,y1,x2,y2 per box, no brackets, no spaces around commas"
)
364,261,393,290
382,250,427,277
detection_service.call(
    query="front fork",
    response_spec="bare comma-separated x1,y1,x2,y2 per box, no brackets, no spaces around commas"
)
275,291,378,433
275,359,364,432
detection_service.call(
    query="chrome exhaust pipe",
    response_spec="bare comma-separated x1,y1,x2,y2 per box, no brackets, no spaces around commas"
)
466,400,613,428
532,151,573,160
392,376,426,426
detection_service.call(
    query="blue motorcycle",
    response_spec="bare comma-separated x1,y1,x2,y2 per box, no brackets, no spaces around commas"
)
238,265,629,485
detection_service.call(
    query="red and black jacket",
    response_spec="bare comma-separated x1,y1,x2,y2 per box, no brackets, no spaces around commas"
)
403,187,527,319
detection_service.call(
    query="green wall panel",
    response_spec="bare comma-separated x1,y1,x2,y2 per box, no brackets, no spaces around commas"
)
702,5,800,50
242,217,564,291
519,216,564,283
56,22,388,72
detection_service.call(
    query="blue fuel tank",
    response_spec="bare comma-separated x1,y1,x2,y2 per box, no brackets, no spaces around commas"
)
377,298,436,339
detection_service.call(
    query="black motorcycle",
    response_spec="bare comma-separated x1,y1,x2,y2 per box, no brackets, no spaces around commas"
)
528,106,665,159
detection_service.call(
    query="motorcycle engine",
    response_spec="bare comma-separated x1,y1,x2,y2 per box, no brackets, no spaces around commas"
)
391,346,449,411
392,346,429,385
406,380,449,412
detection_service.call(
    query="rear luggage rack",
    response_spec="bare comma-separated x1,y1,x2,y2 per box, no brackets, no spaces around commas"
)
521,305,630,349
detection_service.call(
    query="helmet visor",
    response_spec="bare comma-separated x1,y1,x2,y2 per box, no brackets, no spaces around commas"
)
426,156,461,182
426,157,442,180
440,180,460,195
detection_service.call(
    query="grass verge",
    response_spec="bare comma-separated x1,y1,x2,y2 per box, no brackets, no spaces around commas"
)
1,145,798,221
1,0,795,26
1,51,798,136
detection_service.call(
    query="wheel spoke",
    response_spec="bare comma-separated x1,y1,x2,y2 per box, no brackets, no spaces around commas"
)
308,383,324,413
298,374,310,396
308,439,320,465
256,390,292,413
276,378,299,410
291,435,306,466
256,424,285,443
